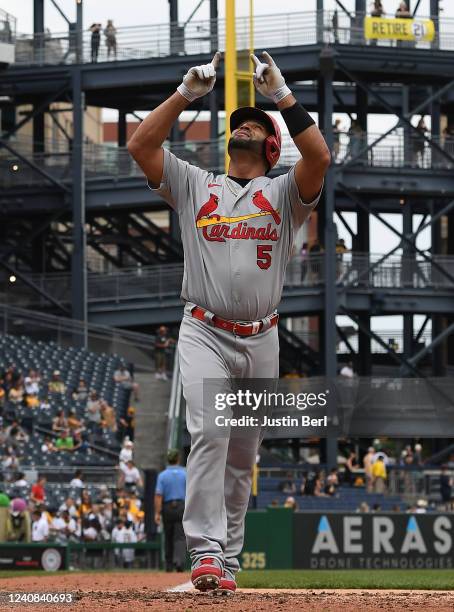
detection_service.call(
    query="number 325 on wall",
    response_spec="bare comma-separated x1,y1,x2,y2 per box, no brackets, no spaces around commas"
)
241,551,266,569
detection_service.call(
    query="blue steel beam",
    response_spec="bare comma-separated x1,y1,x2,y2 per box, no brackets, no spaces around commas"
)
86,287,454,327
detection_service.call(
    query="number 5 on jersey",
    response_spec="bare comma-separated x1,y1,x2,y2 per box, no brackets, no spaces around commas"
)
257,245,272,269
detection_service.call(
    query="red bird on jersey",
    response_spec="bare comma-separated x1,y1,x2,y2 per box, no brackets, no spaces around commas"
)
196,193,221,222
252,190,281,225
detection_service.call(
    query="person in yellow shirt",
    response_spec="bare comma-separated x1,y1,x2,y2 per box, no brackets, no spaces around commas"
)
371,456,387,493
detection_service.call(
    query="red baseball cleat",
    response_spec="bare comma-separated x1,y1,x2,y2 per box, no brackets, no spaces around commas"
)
216,569,237,596
191,557,222,591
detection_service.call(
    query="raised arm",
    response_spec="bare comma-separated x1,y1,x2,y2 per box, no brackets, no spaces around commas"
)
251,51,331,202
128,52,221,187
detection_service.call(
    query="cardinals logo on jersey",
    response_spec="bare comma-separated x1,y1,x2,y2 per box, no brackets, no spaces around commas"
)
252,190,281,225
196,193,221,223
196,190,281,243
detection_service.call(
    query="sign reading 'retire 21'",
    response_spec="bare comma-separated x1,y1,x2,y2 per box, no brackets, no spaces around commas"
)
364,17,435,42
294,513,453,569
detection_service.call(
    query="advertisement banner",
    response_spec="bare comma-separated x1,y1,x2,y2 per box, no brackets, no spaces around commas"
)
364,17,435,42
0,544,67,571
294,513,453,570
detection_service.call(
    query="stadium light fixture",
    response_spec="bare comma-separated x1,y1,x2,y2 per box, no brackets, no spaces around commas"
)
9,275,16,283
10,163,19,172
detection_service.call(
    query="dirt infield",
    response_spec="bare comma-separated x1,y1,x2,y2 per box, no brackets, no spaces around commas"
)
1,572,453,611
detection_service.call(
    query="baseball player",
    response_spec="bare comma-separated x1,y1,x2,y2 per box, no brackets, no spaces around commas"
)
128,50,330,594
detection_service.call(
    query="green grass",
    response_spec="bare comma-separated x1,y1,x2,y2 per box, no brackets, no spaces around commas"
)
236,569,454,590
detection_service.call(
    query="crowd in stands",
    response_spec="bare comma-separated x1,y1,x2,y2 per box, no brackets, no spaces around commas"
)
1,437,146,564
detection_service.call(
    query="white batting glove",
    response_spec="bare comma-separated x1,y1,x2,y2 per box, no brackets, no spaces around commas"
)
177,51,221,102
250,51,291,104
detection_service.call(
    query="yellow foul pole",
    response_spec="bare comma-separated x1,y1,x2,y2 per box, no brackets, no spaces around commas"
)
224,0,254,171
225,0,237,171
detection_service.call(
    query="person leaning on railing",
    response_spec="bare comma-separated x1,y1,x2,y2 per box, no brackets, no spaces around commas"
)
369,1,385,46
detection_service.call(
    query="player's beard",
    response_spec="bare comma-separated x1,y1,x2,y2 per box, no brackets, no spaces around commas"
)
228,136,265,159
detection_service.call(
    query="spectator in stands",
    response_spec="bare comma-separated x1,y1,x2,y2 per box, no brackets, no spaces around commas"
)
135,511,146,542
78,490,93,518
154,449,186,572
413,443,423,466
41,436,56,454
6,498,31,542
372,503,381,512
119,439,134,467
313,472,327,497
347,120,365,162
70,470,85,489
280,471,297,494
332,118,342,160
114,365,140,401
8,380,24,405
104,19,117,60
344,451,358,486
357,501,370,513
325,468,339,496
24,370,40,395
86,390,102,436
283,496,298,510
112,518,138,567
67,409,84,435
89,23,101,63
39,396,52,412
0,423,7,446
48,370,66,396
55,429,74,451
25,391,40,410
363,446,375,493
59,510,78,542
154,326,173,380
120,459,143,491
30,475,47,505
72,379,88,401
118,406,136,441
411,117,428,168
415,499,428,514
440,466,452,510
1,449,20,482
52,409,68,434
395,1,411,18
340,361,355,378
100,399,117,433
31,509,49,542
0,384,5,410
70,430,86,452
372,456,387,493
369,0,385,46
59,496,78,519
82,517,99,542
6,421,29,445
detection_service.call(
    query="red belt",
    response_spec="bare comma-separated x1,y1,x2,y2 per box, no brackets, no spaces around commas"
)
191,306,279,337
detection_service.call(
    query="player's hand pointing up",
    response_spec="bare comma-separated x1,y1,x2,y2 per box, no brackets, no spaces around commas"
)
178,51,221,102
251,51,291,103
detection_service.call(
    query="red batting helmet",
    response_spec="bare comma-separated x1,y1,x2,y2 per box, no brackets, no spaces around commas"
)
230,106,282,170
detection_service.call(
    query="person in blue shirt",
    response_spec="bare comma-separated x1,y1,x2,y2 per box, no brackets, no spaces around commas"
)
154,448,186,572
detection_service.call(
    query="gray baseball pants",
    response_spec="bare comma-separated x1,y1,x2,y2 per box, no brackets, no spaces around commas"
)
178,304,279,575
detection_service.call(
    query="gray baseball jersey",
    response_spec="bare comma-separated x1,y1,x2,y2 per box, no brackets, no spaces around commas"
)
150,148,321,321
148,146,321,576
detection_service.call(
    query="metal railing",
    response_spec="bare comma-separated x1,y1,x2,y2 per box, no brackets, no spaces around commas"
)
1,132,453,189
3,252,454,310
291,328,433,355
11,11,454,67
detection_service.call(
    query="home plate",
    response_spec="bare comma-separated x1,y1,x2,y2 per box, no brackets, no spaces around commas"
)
166,580,194,592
